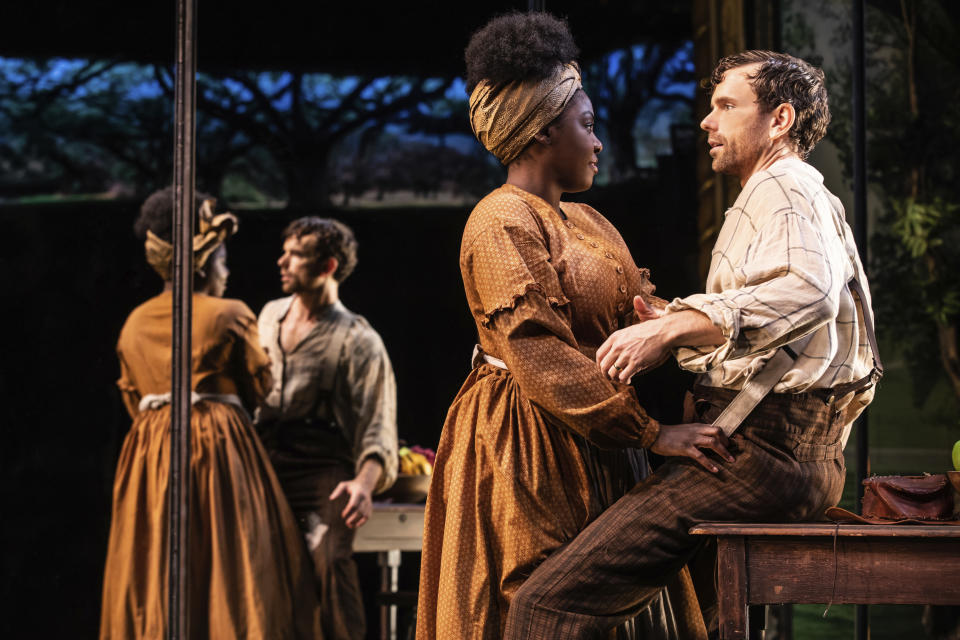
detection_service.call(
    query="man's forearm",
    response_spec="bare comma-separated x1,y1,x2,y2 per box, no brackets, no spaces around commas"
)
663,309,725,349
355,456,384,493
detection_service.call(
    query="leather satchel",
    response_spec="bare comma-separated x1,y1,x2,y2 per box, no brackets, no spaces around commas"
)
862,474,954,521
826,473,957,524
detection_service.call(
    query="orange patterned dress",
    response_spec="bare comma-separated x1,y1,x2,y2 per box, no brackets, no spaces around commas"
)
417,185,704,639
99,292,323,640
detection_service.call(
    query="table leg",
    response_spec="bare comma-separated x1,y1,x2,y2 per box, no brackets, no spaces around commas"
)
378,550,402,640
718,536,748,639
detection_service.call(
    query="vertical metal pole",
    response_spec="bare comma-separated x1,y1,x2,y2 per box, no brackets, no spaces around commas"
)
852,0,870,637
169,0,197,636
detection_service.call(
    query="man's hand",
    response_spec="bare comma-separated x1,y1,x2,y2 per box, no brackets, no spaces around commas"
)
598,297,671,382
329,479,374,528
329,457,383,529
599,302,726,383
650,423,735,473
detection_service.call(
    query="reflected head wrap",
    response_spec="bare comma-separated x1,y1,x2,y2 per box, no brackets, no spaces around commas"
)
468,62,582,165
144,198,238,281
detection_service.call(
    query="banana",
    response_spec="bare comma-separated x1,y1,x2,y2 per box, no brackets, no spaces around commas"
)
398,446,436,475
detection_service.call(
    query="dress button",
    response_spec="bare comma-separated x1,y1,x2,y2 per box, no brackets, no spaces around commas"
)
617,302,625,311
565,221,575,228
605,252,613,259
576,233,584,240
590,241,599,248
619,285,627,293
616,265,624,274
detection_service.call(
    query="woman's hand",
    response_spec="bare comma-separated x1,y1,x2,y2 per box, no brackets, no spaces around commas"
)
650,423,735,473
598,296,671,382
598,299,726,383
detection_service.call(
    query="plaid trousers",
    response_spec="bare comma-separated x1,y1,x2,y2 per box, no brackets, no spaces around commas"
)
503,385,847,640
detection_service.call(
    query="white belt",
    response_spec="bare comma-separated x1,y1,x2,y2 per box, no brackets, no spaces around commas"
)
471,344,507,370
138,391,249,420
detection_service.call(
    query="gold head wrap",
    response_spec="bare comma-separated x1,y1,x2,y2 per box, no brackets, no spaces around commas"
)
144,198,238,281
468,62,582,166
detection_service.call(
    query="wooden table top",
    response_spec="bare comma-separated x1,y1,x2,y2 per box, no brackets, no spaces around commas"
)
690,522,960,538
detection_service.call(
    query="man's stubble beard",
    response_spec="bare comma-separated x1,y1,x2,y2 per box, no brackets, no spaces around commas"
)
713,121,768,180
281,279,305,295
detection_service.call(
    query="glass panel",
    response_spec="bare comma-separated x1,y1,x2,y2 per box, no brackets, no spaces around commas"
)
782,0,959,637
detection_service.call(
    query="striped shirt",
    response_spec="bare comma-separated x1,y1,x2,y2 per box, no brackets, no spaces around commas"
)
665,157,876,399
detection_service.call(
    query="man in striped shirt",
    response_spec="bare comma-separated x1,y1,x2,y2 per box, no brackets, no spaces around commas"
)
503,51,879,639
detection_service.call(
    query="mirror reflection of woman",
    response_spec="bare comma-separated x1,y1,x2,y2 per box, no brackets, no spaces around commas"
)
99,188,322,639
416,13,706,640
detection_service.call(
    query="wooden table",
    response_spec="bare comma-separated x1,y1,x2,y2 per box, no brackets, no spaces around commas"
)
353,503,425,640
690,522,960,640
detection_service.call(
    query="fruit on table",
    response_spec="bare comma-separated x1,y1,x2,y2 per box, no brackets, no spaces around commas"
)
953,440,960,472
410,445,436,465
399,445,435,475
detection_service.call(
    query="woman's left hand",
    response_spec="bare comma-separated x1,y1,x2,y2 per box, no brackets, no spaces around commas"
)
598,296,670,382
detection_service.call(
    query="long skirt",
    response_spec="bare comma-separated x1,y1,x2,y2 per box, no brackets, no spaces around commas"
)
416,364,705,640
99,400,323,640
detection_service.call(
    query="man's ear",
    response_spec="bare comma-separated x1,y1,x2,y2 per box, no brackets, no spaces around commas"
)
310,257,338,288
320,257,339,278
310,256,338,284
769,102,796,144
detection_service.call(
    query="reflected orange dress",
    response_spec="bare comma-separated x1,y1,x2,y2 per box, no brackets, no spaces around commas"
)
99,291,323,640
417,185,705,639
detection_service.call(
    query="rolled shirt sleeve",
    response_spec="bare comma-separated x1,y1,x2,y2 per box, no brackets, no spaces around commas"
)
340,323,399,494
666,207,840,371
665,158,871,394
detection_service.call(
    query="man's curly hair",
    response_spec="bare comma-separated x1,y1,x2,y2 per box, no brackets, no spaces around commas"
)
464,11,579,93
282,217,358,283
708,50,830,158
133,186,213,241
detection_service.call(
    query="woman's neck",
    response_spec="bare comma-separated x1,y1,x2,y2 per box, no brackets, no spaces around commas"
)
506,163,562,214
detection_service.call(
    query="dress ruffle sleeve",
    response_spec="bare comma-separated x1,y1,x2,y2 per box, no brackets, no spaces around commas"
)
464,210,659,449
116,349,141,419
228,302,274,413
468,212,571,327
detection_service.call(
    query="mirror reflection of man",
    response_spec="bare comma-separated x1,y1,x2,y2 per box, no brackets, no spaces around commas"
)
503,51,880,639
255,217,398,640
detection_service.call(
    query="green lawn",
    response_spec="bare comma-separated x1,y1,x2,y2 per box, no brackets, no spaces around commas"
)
793,604,928,639
867,344,958,471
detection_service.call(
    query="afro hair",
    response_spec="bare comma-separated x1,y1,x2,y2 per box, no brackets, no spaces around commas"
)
134,186,213,241
464,11,579,93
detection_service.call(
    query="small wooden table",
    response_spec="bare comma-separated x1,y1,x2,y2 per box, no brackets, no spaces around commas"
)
690,522,960,640
354,503,425,640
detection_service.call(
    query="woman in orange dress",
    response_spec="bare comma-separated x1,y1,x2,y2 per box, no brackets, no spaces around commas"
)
99,188,322,639
416,13,706,640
